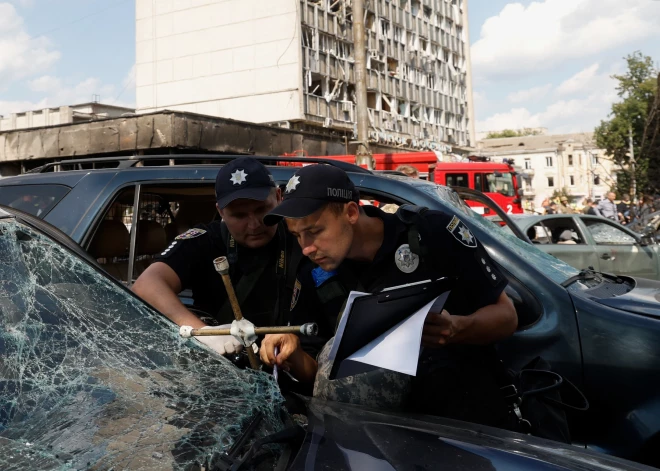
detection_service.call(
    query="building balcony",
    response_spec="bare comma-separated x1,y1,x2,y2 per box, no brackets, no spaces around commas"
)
523,188,536,197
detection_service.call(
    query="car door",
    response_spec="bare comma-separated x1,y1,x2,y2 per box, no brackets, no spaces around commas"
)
526,218,601,272
580,217,659,280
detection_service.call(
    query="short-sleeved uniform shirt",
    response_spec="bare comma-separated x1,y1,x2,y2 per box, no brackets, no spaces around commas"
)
292,205,507,325
154,221,285,327
292,206,511,423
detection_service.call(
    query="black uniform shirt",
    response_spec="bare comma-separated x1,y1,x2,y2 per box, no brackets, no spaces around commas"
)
154,221,283,327
292,205,507,322
292,206,512,422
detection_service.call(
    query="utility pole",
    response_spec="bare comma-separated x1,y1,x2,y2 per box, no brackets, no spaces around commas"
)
352,0,374,170
629,125,637,202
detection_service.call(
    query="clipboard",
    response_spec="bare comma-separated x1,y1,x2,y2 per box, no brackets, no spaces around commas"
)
328,277,454,380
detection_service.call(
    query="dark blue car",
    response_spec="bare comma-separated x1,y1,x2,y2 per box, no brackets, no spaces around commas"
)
0,204,655,471
1,155,659,466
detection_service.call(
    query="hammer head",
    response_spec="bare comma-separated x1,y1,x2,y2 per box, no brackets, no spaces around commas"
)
213,256,230,275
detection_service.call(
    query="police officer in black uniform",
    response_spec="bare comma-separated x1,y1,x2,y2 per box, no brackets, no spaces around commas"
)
133,157,304,356
258,164,518,427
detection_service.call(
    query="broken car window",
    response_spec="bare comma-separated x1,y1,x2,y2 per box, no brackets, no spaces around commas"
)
585,221,637,245
0,217,283,470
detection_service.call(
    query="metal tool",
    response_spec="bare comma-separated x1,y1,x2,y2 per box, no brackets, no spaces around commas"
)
213,256,261,370
180,323,318,338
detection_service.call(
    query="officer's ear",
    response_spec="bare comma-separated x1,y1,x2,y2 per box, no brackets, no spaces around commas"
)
346,201,360,224
274,187,282,203
216,202,223,219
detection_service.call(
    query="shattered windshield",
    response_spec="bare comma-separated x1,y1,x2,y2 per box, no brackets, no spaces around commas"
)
0,216,283,470
412,183,579,284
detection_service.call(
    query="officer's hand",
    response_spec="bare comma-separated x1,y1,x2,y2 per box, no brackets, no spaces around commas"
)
196,325,243,356
422,309,456,348
260,334,300,368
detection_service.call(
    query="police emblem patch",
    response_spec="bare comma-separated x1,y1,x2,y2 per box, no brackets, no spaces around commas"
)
290,279,302,310
230,169,248,185
446,216,477,248
395,244,419,273
175,228,207,240
285,175,301,194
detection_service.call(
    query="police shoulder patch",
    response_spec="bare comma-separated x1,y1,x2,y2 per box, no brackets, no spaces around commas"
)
446,216,477,248
175,228,207,240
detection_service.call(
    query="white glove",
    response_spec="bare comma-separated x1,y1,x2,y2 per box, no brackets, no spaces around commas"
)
196,324,243,356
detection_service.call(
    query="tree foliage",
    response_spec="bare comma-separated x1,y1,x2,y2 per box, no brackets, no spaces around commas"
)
485,128,543,139
595,51,659,196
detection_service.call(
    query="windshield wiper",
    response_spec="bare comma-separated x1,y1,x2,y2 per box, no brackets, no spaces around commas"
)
214,410,305,471
561,268,600,288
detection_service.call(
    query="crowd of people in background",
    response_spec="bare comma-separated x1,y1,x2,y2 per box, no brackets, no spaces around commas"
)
537,192,659,227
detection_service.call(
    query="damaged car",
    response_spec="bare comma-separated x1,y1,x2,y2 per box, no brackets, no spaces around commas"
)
2,156,660,466
1,205,657,471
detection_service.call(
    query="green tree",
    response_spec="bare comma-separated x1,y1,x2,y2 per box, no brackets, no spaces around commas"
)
485,128,543,139
486,129,518,139
595,51,659,197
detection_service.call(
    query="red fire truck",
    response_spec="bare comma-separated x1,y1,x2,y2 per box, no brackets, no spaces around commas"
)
282,151,524,215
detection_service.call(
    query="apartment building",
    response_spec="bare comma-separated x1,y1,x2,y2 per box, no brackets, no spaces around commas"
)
476,133,617,210
135,0,474,154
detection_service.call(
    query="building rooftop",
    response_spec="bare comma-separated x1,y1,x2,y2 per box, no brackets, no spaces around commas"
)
477,132,597,153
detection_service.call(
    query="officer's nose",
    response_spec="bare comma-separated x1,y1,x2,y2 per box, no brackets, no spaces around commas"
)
302,244,316,257
299,234,316,257
246,214,262,231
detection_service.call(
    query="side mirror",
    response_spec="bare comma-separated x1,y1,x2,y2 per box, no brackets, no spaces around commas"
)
518,188,524,196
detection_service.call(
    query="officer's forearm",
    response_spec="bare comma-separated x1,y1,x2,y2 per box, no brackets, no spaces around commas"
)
133,268,206,328
450,292,517,345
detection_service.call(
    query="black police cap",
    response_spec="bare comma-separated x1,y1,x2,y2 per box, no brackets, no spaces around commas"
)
264,164,358,225
215,157,276,209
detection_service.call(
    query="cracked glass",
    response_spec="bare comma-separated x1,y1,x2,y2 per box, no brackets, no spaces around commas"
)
0,214,284,470
585,221,637,245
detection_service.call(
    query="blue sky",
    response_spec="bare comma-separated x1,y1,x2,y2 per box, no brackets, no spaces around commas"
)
1,0,660,136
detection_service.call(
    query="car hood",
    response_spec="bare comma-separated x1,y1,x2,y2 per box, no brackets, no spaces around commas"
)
590,277,660,318
290,399,653,471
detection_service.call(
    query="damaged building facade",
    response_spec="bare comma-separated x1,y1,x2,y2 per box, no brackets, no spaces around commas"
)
136,0,475,155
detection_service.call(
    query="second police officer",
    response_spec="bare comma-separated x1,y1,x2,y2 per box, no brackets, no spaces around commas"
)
259,164,518,427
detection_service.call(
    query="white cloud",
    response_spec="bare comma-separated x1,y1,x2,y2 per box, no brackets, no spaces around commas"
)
476,64,619,135
28,75,62,92
507,84,552,104
0,3,60,84
471,0,660,79
0,76,126,117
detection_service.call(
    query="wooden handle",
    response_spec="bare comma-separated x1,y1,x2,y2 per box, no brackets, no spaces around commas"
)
220,273,244,321
218,269,260,369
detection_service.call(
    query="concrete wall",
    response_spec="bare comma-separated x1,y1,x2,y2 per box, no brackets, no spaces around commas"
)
136,0,302,123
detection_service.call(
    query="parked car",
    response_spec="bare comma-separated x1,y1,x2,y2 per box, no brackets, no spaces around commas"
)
505,214,660,280
0,205,656,471
2,156,660,465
